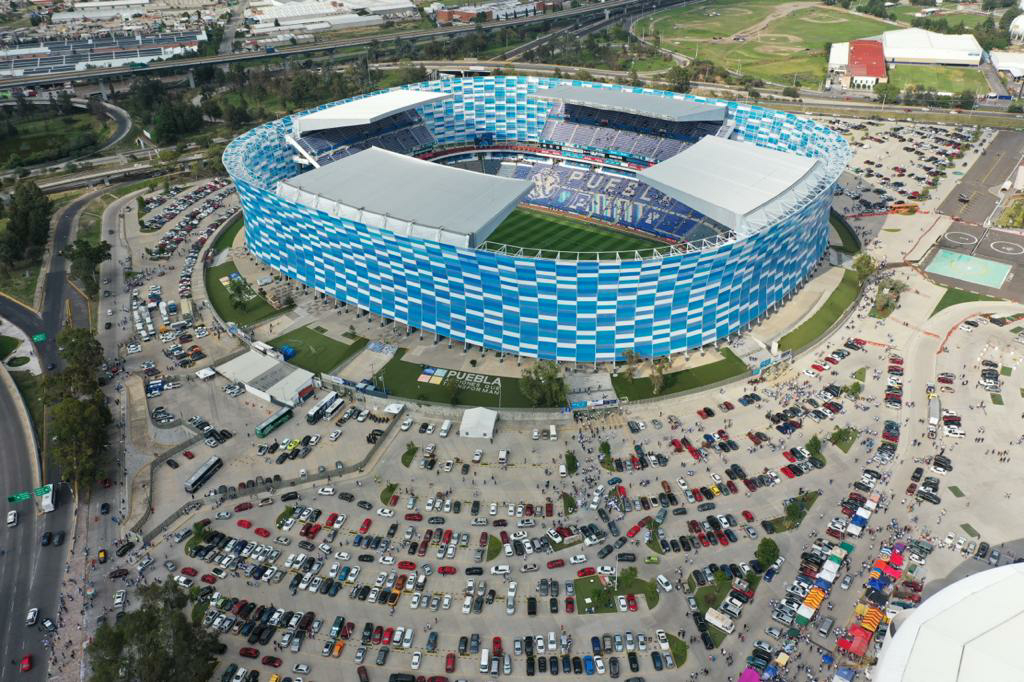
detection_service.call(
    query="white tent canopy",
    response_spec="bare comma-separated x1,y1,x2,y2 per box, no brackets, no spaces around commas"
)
459,407,497,439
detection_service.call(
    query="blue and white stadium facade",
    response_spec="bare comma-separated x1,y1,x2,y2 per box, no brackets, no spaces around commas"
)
223,77,849,363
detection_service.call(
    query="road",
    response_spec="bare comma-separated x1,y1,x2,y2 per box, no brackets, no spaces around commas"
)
0,188,111,681
0,0,673,89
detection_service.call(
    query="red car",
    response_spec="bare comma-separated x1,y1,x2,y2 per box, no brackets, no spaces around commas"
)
446,652,456,673
326,512,339,527
236,519,252,529
405,512,423,521
438,565,456,575
692,488,703,502
566,596,575,613
577,567,595,577
201,574,217,584
181,567,198,577
389,494,399,506
626,594,638,612
398,560,417,570
782,450,796,462
479,532,489,547
780,467,795,479
697,533,709,548
308,523,322,539
382,627,394,645
254,527,271,538
234,502,253,512
742,510,754,522
261,655,282,667
372,626,383,645
240,647,259,659
726,480,738,494
19,656,31,672
810,364,825,372
359,518,372,534
547,559,564,569
182,450,195,459
492,636,503,657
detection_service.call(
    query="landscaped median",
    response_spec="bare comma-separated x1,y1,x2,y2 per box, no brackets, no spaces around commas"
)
778,269,860,353
573,567,659,614
374,348,533,407
611,348,749,401
270,325,367,375
205,261,288,328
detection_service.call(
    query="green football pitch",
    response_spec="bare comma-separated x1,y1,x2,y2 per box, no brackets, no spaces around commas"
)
485,208,664,256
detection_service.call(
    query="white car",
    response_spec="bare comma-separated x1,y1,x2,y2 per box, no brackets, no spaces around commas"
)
25,608,38,626
472,449,483,463
569,554,587,565
489,503,497,516
376,508,395,518
442,594,452,610
411,651,422,670
401,417,413,431
293,664,310,674
329,430,342,441
655,629,669,651
6,510,17,527
617,595,628,612
318,486,335,496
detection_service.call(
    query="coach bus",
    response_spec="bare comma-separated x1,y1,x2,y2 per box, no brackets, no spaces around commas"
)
305,391,339,424
40,485,55,513
256,406,293,437
184,456,222,494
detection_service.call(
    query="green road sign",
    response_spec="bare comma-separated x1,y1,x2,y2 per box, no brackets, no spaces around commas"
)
7,492,31,503
33,485,52,496
32,333,46,343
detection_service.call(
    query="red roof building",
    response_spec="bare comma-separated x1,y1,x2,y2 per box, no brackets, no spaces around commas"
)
849,40,888,83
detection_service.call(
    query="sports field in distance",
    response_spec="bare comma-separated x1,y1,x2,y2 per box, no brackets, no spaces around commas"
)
887,64,989,94
639,0,892,85
485,208,663,256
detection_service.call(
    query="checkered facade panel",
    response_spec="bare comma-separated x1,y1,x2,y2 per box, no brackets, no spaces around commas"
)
224,77,846,362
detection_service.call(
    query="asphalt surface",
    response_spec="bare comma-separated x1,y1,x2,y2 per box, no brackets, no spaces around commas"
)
936,130,1024,224
0,188,107,681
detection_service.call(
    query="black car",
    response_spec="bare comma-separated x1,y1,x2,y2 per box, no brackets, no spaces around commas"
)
627,651,639,672
572,656,583,675
357,500,373,510
526,656,536,676
608,656,620,679
166,459,179,469
549,655,558,676
465,566,483,575
338,492,355,502
41,531,52,546
550,597,558,613
538,655,547,673
651,651,663,671
53,531,65,546
527,597,537,616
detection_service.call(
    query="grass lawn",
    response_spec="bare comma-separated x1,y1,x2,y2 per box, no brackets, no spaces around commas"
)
0,334,19,360
694,575,732,614
0,111,112,166
641,2,890,84
948,485,964,498
400,443,418,468
0,256,42,307
562,492,577,515
485,208,663,257
778,269,860,352
667,634,688,667
888,5,994,28
573,567,659,615
1001,365,1013,377
930,287,1000,317
830,210,861,255
991,392,1003,405
616,567,660,609
375,348,533,408
10,370,43,446
211,214,245,254
270,325,367,375
205,261,285,328
487,535,502,562
888,64,989,94
829,426,859,453
379,483,397,505
961,523,979,538
853,367,866,382
565,451,578,475
611,348,748,400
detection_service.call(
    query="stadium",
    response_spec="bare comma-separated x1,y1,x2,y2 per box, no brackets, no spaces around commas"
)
223,77,849,363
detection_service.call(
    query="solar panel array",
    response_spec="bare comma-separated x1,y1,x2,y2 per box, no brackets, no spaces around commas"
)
0,31,204,76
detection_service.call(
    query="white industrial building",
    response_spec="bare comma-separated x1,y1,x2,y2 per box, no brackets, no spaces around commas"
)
245,0,416,35
215,349,316,406
990,50,1024,79
459,407,497,439
872,564,1024,681
880,28,983,66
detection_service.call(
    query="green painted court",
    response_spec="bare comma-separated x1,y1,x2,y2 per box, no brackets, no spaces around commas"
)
926,249,1010,289
485,208,663,257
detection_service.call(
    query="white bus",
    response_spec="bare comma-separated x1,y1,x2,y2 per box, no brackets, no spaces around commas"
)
306,391,340,424
40,486,55,513
324,395,345,419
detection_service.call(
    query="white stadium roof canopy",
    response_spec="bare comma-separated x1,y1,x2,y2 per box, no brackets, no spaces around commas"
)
873,563,1024,682
638,136,825,236
535,85,726,123
276,147,532,248
294,89,451,134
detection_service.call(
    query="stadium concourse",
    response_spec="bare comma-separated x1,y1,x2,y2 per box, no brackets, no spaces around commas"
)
226,76,848,363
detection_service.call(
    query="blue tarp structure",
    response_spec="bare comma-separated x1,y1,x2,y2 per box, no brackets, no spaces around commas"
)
816,578,832,590
823,653,834,664
850,516,867,527
279,345,297,360
834,667,856,681
761,663,779,679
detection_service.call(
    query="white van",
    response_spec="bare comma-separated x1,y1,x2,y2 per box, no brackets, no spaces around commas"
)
479,648,490,673
497,450,508,466
439,419,452,438
655,574,673,592
559,464,567,478
549,424,557,441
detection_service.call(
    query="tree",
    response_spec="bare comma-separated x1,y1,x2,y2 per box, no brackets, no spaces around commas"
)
88,582,220,682
666,64,691,93
519,360,568,408
50,391,111,485
755,538,780,568
64,237,112,298
844,382,863,400
227,278,249,311
650,357,667,396
7,179,53,259
852,253,877,283
806,434,822,459
782,86,799,98
621,349,639,380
